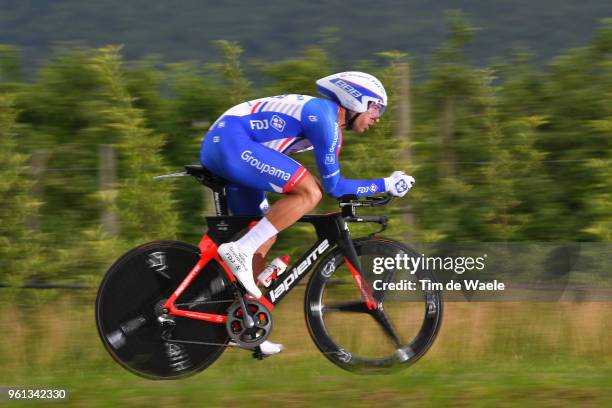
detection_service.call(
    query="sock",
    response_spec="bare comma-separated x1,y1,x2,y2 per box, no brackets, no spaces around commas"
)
236,217,278,255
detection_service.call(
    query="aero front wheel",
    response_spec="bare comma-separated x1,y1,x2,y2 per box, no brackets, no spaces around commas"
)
305,237,443,373
96,240,234,379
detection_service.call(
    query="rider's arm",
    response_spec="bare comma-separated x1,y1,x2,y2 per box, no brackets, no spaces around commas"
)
301,99,385,198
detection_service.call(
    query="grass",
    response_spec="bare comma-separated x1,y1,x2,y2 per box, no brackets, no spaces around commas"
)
0,289,611,407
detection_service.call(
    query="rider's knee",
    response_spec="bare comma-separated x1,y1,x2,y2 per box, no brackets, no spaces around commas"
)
298,173,322,208
309,184,323,206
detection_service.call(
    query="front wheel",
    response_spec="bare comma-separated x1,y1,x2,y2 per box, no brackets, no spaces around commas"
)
305,237,443,373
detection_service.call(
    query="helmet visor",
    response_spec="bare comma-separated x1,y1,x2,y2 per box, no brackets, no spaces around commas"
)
367,102,386,119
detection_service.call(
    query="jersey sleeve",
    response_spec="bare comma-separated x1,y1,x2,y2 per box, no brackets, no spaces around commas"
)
301,98,385,198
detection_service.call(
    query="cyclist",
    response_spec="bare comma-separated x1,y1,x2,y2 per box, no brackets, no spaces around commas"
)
200,71,415,355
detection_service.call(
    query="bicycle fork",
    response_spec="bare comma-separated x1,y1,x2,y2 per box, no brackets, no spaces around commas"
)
336,219,378,310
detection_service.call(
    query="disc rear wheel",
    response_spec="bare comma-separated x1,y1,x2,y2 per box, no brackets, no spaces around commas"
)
95,240,234,379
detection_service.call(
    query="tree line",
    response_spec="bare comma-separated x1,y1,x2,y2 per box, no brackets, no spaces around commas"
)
1,17,611,284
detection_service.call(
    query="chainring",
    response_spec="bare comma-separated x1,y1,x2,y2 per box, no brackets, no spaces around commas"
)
225,300,273,348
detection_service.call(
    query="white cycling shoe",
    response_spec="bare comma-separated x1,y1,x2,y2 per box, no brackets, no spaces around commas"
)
228,340,284,357
218,242,262,298
258,340,284,356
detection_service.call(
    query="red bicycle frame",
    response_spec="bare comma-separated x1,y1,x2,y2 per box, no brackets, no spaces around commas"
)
161,234,274,324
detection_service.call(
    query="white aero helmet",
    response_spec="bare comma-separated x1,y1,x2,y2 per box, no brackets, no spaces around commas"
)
316,71,388,117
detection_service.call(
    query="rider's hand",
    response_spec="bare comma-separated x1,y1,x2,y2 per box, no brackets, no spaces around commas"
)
384,171,415,197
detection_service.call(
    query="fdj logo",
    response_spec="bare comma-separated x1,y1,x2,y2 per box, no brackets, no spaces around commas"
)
395,179,408,193
270,115,286,132
356,184,378,194
250,120,269,130
251,116,285,132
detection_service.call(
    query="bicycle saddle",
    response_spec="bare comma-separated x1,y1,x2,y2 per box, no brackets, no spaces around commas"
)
184,164,228,190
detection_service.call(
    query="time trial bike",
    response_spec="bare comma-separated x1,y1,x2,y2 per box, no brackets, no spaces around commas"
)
95,165,443,379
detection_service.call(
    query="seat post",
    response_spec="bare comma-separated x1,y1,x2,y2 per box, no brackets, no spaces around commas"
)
182,165,230,217
212,187,229,216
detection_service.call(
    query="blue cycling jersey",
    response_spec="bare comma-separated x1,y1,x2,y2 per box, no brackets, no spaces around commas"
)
200,94,385,215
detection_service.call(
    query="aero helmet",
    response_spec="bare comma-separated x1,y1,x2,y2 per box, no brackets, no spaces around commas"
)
316,71,388,117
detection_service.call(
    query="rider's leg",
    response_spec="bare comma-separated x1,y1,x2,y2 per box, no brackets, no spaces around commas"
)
250,173,322,278
252,235,276,278
233,175,321,356
264,172,322,231
220,171,321,299
225,185,276,277
230,172,322,286
223,182,313,280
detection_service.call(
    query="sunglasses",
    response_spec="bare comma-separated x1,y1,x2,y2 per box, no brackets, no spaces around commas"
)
367,102,386,119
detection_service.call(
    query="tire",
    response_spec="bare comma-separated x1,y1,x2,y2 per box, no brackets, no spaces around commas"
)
304,237,443,373
95,240,234,379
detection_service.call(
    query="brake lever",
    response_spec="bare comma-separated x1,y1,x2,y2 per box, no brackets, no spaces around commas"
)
369,215,388,237
346,215,389,236
363,194,394,207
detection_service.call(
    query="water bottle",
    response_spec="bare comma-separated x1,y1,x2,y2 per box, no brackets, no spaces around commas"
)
257,255,290,287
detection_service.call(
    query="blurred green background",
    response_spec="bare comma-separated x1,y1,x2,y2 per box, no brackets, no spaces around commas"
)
1,2,612,406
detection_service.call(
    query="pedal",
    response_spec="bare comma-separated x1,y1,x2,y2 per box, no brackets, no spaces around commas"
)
228,342,269,359
252,347,268,360
252,344,284,360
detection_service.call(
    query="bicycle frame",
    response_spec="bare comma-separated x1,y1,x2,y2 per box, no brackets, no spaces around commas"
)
161,212,378,325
